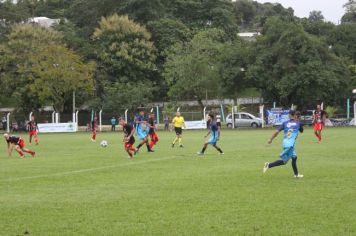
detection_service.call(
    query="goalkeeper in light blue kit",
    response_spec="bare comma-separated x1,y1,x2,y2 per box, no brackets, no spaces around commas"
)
197,113,224,155
263,110,304,178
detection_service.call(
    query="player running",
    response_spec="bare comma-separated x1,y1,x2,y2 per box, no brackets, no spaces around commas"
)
4,133,36,159
312,104,326,143
171,112,185,148
197,113,224,155
119,118,137,159
263,110,304,178
90,116,98,142
148,113,159,150
135,111,153,152
27,115,39,145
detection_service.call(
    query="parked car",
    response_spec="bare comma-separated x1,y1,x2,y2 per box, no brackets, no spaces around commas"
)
226,112,262,128
299,110,314,126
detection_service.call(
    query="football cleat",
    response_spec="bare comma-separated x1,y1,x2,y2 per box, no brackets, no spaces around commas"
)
263,162,269,173
294,174,304,178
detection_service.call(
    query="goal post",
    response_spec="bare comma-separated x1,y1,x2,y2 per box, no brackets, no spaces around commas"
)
6,112,10,133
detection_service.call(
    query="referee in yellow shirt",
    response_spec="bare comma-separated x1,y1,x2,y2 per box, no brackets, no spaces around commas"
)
171,112,185,148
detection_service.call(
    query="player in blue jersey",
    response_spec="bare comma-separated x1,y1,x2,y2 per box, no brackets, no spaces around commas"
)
135,111,153,152
197,113,224,155
263,110,304,178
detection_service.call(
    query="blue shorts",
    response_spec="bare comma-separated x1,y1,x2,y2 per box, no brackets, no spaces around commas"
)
208,136,218,145
137,131,148,140
279,146,297,162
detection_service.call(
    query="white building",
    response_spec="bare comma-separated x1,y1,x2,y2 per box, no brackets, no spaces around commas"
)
28,17,60,28
237,32,261,42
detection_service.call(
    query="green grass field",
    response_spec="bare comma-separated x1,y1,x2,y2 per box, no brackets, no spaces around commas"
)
0,128,355,235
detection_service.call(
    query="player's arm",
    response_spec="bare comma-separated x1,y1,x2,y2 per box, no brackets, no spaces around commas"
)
7,142,13,156
217,126,221,140
170,118,175,129
182,118,186,129
204,129,211,138
299,124,304,133
312,112,316,124
128,126,136,139
269,123,283,144
322,111,327,124
268,130,280,144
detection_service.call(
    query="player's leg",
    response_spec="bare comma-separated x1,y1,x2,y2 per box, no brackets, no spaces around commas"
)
34,133,39,145
178,132,183,147
149,133,154,149
197,142,209,155
314,124,321,142
14,145,25,159
317,126,323,143
263,147,290,173
29,133,33,144
145,137,153,152
125,143,134,159
291,148,303,178
172,129,179,147
136,139,145,150
22,147,36,157
212,144,224,154
91,130,96,142
149,133,156,149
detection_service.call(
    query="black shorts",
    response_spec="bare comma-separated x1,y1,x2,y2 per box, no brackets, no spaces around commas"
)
126,136,135,145
174,127,182,135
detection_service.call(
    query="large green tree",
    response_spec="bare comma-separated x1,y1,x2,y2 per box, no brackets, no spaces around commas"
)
218,39,251,98
93,14,157,82
0,24,95,112
164,29,225,107
93,14,158,110
247,18,351,108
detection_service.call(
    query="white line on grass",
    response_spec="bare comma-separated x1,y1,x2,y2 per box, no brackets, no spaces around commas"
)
2,156,178,182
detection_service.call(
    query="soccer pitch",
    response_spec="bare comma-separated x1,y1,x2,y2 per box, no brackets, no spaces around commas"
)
0,128,355,235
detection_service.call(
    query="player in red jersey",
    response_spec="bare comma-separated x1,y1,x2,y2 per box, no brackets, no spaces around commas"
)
4,133,35,159
90,116,98,142
312,104,326,143
148,113,159,150
27,115,39,145
119,118,137,159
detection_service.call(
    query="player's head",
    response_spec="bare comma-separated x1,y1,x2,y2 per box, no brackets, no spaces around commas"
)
31,115,35,121
139,110,144,116
176,112,181,117
289,110,296,119
295,111,301,121
316,104,321,111
207,113,215,121
3,133,9,140
119,117,126,126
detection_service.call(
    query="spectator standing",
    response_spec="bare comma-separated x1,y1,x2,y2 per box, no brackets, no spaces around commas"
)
111,117,117,131
164,115,169,131
2,115,7,130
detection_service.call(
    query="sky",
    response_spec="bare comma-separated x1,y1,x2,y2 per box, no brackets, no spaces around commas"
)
255,0,347,24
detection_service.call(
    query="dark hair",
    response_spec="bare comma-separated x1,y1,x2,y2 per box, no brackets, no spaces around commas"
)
289,110,296,116
295,111,301,119
208,113,215,119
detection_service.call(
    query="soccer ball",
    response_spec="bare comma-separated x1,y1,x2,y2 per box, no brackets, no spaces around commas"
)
100,140,108,148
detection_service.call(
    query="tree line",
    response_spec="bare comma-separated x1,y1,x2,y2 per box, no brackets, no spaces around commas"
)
0,0,355,113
